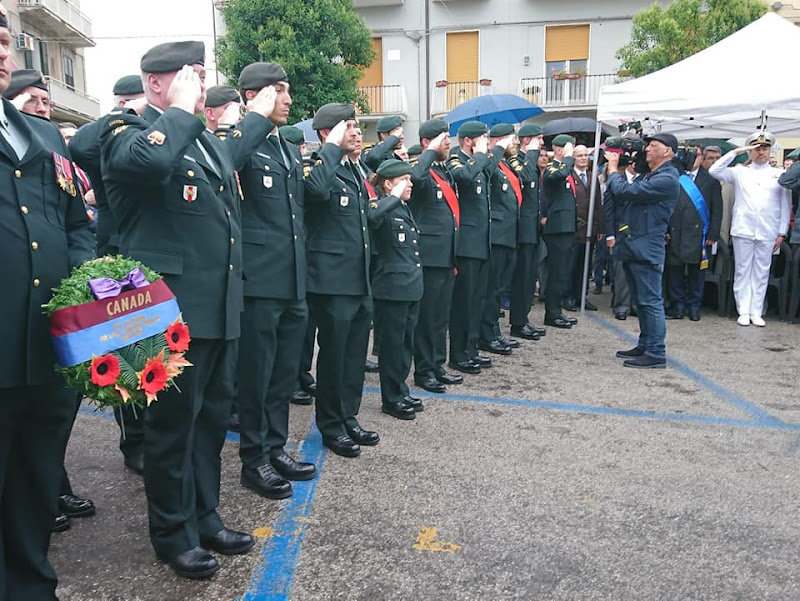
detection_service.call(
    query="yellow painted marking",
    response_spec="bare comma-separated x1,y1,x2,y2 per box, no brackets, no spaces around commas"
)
412,527,462,553
253,526,275,538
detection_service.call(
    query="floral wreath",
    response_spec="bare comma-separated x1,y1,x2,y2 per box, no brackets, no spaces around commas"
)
44,256,192,410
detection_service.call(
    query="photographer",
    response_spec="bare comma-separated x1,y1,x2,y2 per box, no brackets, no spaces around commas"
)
605,133,680,369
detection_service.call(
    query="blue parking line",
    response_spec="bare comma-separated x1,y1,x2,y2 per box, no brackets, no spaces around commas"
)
585,312,785,425
242,423,326,601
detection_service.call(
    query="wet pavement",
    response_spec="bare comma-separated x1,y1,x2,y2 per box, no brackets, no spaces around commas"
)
52,292,800,600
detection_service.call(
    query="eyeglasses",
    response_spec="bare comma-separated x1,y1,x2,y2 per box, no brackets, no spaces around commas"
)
24,96,53,109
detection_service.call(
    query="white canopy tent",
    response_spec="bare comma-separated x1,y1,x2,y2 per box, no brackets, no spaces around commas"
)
579,13,800,310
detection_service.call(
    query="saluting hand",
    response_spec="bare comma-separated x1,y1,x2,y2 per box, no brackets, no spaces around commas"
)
219,102,242,127
389,126,404,144
326,120,347,147
428,132,448,153
391,178,409,198
167,65,202,115
123,97,149,116
247,85,277,119
10,92,31,111
495,134,514,150
525,135,542,152
563,142,574,157
735,145,758,155
474,134,489,154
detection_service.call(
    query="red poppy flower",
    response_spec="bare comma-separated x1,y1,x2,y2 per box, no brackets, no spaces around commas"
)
166,320,191,352
138,351,169,405
90,354,120,387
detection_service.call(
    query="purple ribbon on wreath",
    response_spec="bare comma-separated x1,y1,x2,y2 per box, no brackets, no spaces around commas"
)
88,266,148,300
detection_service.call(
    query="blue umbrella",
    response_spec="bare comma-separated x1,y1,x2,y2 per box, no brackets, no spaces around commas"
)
444,94,543,136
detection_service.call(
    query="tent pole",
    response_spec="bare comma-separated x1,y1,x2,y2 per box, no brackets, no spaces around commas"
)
581,120,604,312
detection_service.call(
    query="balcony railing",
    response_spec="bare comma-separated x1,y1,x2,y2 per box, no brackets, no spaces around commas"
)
518,73,629,109
18,0,94,47
47,76,100,121
431,81,494,115
357,85,407,116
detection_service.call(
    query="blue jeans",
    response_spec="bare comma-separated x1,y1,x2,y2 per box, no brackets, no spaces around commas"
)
623,261,666,359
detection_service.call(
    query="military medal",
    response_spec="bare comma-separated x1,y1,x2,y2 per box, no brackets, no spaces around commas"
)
52,152,77,197
183,185,198,202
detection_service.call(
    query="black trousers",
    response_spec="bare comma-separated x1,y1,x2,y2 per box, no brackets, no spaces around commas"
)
59,392,85,498
238,297,308,468
543,232,574,321
0,382,74,601
306,293,372,438
449,257,489,363
510,242,540,327
480,245,517,342
374,299,419,404
113,398,144,461
143,338,237,559
298,314,316,390
414,267,455,380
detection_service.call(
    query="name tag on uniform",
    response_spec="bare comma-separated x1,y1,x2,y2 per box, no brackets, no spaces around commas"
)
263,175,273,188
502,183,508,191
340,196,349,207
476,186,482,194
398,232,406,242
183,185,198,202
437,190,443,199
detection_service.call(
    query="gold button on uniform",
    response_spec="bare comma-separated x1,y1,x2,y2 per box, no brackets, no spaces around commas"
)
21,206,29,214
31,241,39,250
416,263,421,268
33,278,40,287
14,170,21,178
187,170,195,178
219,185,224,192
230,238,235,245
229,264,234,271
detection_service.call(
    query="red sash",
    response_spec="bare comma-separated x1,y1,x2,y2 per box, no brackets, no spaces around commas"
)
363,177,378,200
429,168,459,226
498,161,522,207
566,173,577,197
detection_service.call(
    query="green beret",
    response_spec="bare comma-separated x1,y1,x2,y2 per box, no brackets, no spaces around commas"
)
787,147,800,161
3,69,48,99
205,85,240,108
518,123,543,137
238,62,288,92
0,3,7,29
551,134,576,147
457,121,488,139
279,125,305,145
112,75,143,96
140,41,205,74
312,102,356,130
407,144,423,156
376,159,412,178
419,119,448,140
376,115,403,134
489,123,514,138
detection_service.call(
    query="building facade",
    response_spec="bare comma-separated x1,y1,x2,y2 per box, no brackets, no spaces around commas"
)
3,0,99,124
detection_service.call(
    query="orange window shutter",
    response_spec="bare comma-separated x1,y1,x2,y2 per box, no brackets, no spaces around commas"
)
359,38,383,87
446,31,479,82
545,25,590,62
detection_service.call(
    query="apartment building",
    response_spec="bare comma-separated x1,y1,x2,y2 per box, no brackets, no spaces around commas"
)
3,0,99,124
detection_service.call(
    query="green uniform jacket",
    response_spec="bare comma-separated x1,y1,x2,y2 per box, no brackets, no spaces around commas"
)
304,143,371,296
516,149,541,245
448,147,503,260
409,149,458,268
225,113,307,300
542,156,577,235
100,105,243,340
368,193,423,301
362,134,401,172
0,99,94,387
70,116,120,255
488,155,522,249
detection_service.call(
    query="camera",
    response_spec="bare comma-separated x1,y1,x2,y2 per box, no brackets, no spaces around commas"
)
601,133,648,173
672,146,698,173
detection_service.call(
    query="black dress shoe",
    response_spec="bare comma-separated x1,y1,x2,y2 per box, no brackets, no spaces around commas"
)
529,324,546,336
616,346,645,358
241,465,293,499
593,285,603,294
477,340,512,355
382,399,416,420
228,412,240,432
270,453,317,480
364,359,379,373
435,372,463,385
510,325,540,340
415,377,446,393
498,336,519,349
563,301,579,312
124,452,144,476
160,547,219,580
200,527,255,555
448,360,480,374
59,494,95,518
403,395,424,412
470,355,493,368
584,300,598,311
614,312,628,320
688,311,701,321
301,382,317,396
345,425,380,446
624,355,667,369
290,389,313,406
53,514,70,533
665,307,684,320
322,434,361,457
560,314,578,325
544,317,572,329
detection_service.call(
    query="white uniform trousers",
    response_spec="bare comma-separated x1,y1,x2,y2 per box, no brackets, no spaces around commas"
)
731,236,775,318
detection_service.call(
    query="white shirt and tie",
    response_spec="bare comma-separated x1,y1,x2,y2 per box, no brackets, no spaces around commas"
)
0,101,30,160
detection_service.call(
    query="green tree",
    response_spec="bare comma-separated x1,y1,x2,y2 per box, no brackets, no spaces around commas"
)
216,0,375,122
616,0,768,77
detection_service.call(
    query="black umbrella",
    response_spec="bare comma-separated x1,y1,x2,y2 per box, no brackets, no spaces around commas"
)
542,117,599,135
